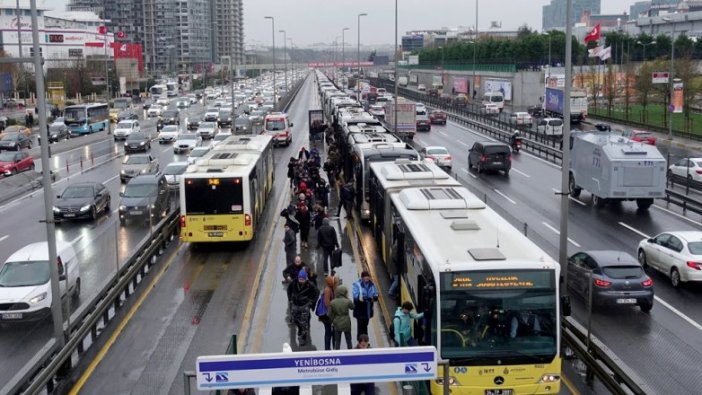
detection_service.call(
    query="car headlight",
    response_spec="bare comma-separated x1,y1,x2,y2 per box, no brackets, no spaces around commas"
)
124,142,128,146
80,204,91,212
53,206,60,213
150,204,156,209
141,168,148,173
119,205,127,211
139,141,145,145
29,292,47,304
120,170,126,174
51,134,58,138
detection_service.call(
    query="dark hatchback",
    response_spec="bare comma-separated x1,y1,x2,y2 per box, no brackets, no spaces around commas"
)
468,141,511,175
119,174,170,226
124,132,152,153
118,110,139,121
0,133,31,151
54,181,111,222
567,250,654,312
218,109,233,128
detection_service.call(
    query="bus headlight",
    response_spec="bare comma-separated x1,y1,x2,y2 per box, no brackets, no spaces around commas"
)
539,374,560,383
435,376,459,386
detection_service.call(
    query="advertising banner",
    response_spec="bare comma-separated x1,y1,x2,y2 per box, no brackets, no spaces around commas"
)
453,77,468,94
673,81,683,113
484,79,512,101
408,55,419,65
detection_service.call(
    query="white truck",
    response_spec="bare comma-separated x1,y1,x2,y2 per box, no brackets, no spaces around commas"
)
568,131,666,210
398,76,408,87
543,87,588,123
383,98,416,140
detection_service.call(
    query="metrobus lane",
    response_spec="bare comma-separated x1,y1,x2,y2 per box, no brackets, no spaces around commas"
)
68,75,316,393
414,118,702,393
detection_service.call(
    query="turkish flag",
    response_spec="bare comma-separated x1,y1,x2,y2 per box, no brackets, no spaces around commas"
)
98,25,106,35
584,24,600,43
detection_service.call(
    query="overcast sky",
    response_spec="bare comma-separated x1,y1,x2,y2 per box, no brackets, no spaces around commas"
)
52,0,640,47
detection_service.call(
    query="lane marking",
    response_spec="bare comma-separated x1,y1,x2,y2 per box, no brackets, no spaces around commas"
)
438,131,448,137
460,168,477,179
70,235,85,245
105,174,120,184
511,167,531,178
651,204,702,227
493,189,516,205
0,235,8,243
457,140,470,148
541,221,581,247
654,296,702,333
70,243,184,394
618,222,650,239
562,373,581,395
552,188,587,206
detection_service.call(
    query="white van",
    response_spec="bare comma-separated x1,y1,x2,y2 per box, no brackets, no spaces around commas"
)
537,117,564,137
482,91,505,112
0,241,80,322
263,112,293,147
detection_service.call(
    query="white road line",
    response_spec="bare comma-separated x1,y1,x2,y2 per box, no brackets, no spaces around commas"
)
460,168,477,178
511,167,530,178
0,235,8,243
105,175,120,184
458,140,471,148
651,204,702,227
618,222,650,239
438,131,448,137
161,147,172,153
493,189,516,205
541,221,581,247
70,235,85,245
552,188,587,206
654,296,702,333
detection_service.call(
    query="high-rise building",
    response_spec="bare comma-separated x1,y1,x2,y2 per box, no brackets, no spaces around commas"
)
212,0,244,66
67,0,104,18
542,0,601,30
103,0,144,67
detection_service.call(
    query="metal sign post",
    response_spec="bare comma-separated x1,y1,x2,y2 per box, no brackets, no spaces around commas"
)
196,346,437,391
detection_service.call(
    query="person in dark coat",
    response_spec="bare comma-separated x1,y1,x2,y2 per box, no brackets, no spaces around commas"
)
350,334,375,395
351,271,379,339
298,146,310,161
337,181,355,219
287,157,297,188
283,223,297,267
282,255,308,283
295,202,311,248
312,204,326,231
287,270,319,346
316,218,339,275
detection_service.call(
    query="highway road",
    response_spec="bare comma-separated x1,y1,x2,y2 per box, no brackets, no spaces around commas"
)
0,96,211,386
411,117,702,393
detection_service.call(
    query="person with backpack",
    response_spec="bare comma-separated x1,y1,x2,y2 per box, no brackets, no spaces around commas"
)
393,301,424,347
352,271,379,340
287,270,319,347
328,284,354,350
317,274,339,350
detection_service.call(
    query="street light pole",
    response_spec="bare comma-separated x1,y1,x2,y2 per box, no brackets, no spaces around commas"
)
663,17,675,139
636,40,656,62
342,27,349,72
264,16,276,105
394,0,398,135
357,12,367,94
279,29,288,92
472,0,478,99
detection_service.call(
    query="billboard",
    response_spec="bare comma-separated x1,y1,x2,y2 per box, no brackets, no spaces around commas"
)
111,42,144,73
673,81,683,113
373,55,389,66
408,55,419,65
484,79,512,101
453,77,468,94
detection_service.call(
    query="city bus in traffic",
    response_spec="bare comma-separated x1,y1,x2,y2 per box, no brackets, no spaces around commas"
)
63,103,110,135
149,84,166,96
377,184,564,395
179,135,274,243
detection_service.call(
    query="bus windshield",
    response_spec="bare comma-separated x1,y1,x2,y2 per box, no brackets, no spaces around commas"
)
64,107,86,124
184,178,244,214
437,270,557,365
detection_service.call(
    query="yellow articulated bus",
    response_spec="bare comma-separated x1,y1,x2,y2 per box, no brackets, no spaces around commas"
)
370,170,565,394
179,135,274,243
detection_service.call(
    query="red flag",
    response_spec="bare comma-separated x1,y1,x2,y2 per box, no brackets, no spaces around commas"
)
584,24,601,43
98,25,106,35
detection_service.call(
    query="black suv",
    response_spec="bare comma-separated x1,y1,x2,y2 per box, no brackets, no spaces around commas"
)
118,174,170,225
468,141,511,175
158,110,180,130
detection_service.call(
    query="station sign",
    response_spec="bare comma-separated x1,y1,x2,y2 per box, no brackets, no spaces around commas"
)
196,346,437,390
652,72,669,84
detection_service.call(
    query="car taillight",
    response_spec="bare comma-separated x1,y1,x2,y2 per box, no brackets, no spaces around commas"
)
696,170,702,175
445,155,452,160
687,261,702,270
180,215,186,228
508,154,512,162
641,278,653,287
479,155,487,162
594,278,612,288
245,214,251,226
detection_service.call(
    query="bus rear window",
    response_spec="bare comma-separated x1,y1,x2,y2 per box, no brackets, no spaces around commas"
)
185,178,244,214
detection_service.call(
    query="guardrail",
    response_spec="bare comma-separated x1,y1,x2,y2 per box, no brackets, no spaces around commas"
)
5,75,312,395
562,317,654,394
2,210,180,395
